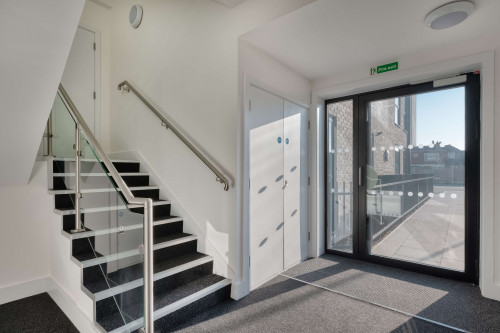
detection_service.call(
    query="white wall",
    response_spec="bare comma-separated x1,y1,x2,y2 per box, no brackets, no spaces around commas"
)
0,0,85,186
104,0,314,298
79,1,113,151
310,32,500,301
0,162,51,293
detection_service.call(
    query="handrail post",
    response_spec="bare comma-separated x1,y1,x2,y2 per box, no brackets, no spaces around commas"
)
141,199,154,333
71,123,85,234
58,84,154,329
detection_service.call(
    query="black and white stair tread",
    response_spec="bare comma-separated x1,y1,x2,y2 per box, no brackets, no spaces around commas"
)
48,185,159,195
52,157,138,163
73,233,196,267
73,250,103,263
98,275,230,332
54,200,170,215
85,252,212,299
64,216,183,239
53,172,148,177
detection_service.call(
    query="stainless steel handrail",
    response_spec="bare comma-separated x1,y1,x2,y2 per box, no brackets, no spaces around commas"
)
117,80,231,191
57,84,154,333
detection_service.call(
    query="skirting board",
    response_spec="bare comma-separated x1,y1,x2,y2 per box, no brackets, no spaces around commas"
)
0,276,50,306
47,278,101,333
0,276,100,333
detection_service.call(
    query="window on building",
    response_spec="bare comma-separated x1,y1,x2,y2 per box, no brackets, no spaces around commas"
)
394,98,400,126
395,145,400,174
448,152,456,159
412,152,419,158
424,153,440,162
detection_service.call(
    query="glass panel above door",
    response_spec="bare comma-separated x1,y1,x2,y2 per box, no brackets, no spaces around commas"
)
326,99,354,253
365,87,466,272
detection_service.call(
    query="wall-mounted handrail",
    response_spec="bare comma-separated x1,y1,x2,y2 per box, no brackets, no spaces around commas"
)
57,84,154,333
117,80,231,191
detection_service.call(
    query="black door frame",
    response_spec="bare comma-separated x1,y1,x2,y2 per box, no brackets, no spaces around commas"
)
325,72,480,283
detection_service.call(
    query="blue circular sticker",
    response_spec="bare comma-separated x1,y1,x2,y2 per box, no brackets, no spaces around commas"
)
286,138,289,145
277,137,282,144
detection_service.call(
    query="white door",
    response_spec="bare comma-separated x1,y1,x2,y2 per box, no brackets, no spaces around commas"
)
61,26,96,134
249,85,284,290
249,85,308,290
283,100,308,269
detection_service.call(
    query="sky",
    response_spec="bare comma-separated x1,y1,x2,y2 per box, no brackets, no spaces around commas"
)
415,87,465,150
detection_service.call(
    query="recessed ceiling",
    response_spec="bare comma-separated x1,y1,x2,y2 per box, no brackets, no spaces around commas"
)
241,0,500,80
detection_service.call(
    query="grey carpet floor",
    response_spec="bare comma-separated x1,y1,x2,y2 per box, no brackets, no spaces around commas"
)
171,275,456,333
0,292,79,333
172,254,500,333
282,255,500,332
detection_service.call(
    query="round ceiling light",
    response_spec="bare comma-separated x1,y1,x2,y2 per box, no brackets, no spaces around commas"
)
425,1,474,30
129,5,143,29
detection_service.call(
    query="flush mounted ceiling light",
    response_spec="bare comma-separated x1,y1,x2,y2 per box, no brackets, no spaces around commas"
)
425,1,474,30
129,5,143,29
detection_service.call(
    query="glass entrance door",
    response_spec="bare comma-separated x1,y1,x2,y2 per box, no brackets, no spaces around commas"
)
326,73,480,282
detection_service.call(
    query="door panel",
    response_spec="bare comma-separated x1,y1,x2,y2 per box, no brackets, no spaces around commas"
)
364,89,466,272
326,100,355,253
283,100,308,268
249,85,284,289
325,73,480,283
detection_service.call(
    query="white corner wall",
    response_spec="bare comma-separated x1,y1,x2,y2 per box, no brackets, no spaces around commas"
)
310,32,500,301
0,162,51,300
104,0,315,299
0,0,85,187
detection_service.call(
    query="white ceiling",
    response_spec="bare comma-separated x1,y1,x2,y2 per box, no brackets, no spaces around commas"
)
211,0,247,8
241,0,500,80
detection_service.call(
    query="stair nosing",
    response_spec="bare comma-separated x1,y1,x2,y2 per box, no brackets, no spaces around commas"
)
106,278,231,333
48,185,160,195
63,217,183,239
53,172,148,177
54,200,171,215
91,255,214,301
76,235,197,268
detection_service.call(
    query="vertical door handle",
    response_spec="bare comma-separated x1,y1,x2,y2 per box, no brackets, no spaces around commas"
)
359,166,363,187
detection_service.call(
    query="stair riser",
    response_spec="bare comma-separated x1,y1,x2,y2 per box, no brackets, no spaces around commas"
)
62,212,143,234
154,240,197,265
53,160,140,174
55,192,122,210
55,189,160,210
73,236,97,257
130,203,171,217
95,262,214,324
81,238,197,286
147,284,231,332
54,189,161,210
52,174,150,191
65,221,183,256
120,175,150,187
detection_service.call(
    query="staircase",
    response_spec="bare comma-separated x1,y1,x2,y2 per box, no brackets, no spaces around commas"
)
48,157,231,332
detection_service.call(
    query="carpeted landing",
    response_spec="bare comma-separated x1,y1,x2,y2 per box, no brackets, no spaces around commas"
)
172,254,500,333
0,292,78,333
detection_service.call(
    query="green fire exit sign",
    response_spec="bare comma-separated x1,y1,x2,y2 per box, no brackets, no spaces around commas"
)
370,62,398,75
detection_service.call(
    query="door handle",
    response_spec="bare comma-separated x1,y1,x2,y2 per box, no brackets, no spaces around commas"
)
359,166,363,187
